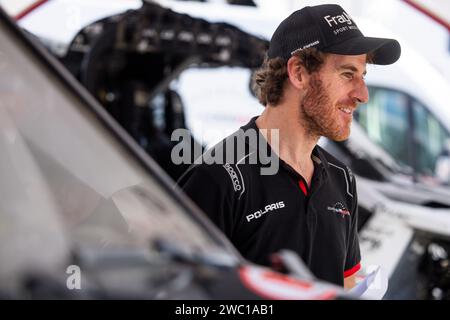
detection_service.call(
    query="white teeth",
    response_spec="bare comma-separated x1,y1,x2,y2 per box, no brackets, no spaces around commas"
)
339,107,352,114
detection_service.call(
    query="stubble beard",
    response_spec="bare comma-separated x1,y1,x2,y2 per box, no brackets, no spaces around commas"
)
299,74,351,141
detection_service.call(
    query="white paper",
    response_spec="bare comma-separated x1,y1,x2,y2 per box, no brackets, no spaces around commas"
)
349,266,389,300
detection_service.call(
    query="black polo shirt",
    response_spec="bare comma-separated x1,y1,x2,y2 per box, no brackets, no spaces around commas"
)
177,117,361,286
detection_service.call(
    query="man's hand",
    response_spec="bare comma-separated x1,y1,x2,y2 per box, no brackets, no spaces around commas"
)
344,274,357,290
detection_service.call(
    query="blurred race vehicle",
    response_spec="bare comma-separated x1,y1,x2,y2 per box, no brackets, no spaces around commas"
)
321,124,450,300
6,0,450,299
0,5,354,300
9,0,450,186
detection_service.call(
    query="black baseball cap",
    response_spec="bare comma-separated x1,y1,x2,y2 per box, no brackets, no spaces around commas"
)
268,4,401,65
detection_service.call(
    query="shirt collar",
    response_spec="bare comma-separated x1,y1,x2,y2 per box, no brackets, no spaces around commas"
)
312,145,329,170
241,116,329,171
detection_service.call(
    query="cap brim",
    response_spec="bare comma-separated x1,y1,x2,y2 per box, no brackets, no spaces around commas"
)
322,36,401,65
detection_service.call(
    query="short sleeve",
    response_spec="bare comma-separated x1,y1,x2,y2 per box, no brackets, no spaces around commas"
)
344,173,361,278
177,165,235,238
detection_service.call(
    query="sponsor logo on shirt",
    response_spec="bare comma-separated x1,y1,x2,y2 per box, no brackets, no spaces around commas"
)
327,202,350,218
223,163,242,191
246,201,285,222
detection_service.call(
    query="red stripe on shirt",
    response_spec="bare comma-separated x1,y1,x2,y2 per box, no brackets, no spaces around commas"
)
344,262,361,278
298,180,308,196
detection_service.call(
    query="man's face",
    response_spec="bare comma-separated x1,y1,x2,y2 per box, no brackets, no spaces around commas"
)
299,53,369,141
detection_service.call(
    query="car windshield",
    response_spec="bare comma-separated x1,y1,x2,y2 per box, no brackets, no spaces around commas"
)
0,10,236,282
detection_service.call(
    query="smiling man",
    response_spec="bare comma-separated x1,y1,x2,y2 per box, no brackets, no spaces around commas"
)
178,4,400,289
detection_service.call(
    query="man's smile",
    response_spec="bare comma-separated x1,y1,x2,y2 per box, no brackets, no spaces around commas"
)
338,107,353,115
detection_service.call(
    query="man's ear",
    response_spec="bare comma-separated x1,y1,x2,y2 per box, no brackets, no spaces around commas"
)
287,56,308,90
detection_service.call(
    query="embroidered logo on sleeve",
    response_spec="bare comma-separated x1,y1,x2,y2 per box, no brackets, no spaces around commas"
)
223,163,242,191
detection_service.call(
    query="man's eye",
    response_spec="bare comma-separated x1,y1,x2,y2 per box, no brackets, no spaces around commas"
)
342,72,354,79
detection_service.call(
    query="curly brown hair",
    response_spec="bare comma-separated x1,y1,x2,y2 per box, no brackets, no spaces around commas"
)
252,48,326,107
252,49,374,107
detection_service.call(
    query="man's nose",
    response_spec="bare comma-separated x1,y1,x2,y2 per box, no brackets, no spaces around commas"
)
350,79,369,105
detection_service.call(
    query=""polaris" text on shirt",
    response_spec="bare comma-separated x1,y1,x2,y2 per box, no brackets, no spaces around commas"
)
246,201,285,222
